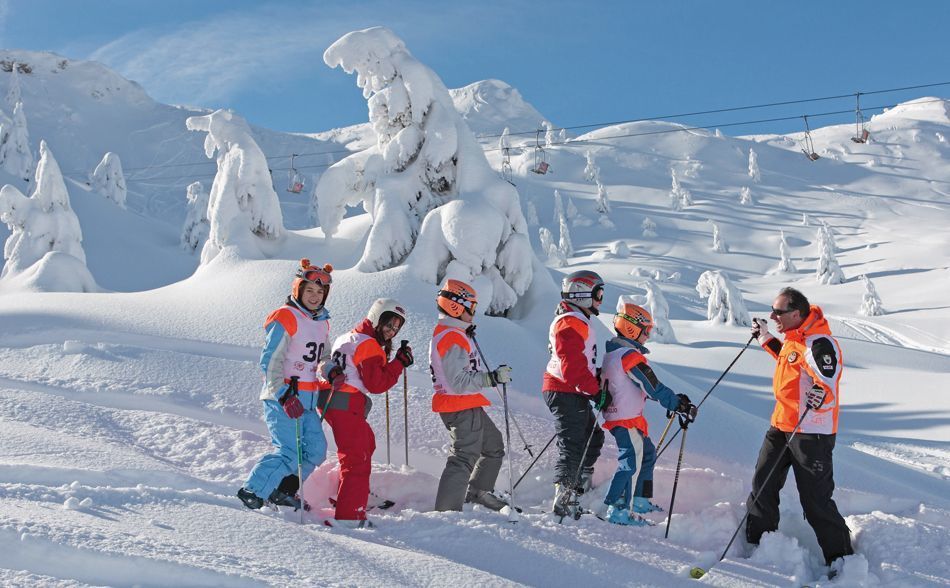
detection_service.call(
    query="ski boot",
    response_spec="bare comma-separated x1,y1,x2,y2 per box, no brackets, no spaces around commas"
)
325,518,375,529
268,488,302,510
466,489,508,512
553,483,583,520
606,505,649,526
632,496,664,514
237,487,264,510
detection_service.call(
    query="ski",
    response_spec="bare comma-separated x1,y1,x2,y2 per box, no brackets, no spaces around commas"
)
329,495,395,511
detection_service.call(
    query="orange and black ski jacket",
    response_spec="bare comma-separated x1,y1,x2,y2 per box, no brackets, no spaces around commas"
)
759,305,843,434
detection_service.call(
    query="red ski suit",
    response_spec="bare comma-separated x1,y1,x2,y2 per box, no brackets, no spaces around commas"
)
323,319,405,520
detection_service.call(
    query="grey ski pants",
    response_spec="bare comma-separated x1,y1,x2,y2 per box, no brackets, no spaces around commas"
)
434,407,505,511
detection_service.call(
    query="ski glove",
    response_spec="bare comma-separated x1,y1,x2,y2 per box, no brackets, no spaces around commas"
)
278,386,305,419
491,364,512,384
395,345,414,368
594,387,612,411
751,318,772,343
675,394,695,416
805,385,826,410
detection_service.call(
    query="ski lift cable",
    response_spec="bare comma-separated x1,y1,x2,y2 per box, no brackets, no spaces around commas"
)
481,97,948,153
96,97,948,183
476,80,950,139
62,81,949,179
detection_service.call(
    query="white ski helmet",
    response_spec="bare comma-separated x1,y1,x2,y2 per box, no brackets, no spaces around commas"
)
367,298,408,330
561,270,605,312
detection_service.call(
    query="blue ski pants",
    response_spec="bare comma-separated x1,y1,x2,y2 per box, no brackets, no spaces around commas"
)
244,392,327,500
604,427,656,508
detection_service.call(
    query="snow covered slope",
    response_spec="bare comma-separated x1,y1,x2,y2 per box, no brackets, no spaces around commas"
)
1,49,949,586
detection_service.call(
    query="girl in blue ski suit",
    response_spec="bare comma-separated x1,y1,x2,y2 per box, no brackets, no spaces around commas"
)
238,260,334,510
599,303,692,525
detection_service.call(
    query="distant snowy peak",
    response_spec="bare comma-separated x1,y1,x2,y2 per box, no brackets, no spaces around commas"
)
0,49,152,106
449,79,549,139
316,79,551,147
874,96,950,125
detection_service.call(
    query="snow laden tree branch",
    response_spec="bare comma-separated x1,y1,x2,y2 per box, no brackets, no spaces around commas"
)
0,141,96,291
317,27,534,314
186,109,283,264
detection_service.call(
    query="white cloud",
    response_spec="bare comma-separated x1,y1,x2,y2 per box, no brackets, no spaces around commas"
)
89,6,345,106
86,3,491,108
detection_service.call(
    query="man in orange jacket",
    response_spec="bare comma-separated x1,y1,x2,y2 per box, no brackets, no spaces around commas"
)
747,287,854,567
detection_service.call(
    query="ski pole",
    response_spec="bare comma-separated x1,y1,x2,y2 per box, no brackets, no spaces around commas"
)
513,432,557,490
290,376,304,524
470,333,534,457
657,335,755,459
664,407,697,539
655,412,676,453
401,339,410,467
385,391,391,465
501,382,518,522
560,417,600,524
702,395,824,575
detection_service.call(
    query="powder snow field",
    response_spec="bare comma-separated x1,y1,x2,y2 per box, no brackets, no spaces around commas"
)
2,52,950,586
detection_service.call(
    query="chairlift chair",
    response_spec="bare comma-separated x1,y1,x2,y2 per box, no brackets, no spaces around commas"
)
800,116,820,161
531,129,550,174
851,93,870,144
287,153,305,193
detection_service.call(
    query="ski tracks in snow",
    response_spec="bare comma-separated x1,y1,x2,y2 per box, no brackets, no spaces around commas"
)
832,315,950,356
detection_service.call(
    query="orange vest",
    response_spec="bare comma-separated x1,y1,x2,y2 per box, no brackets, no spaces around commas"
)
762,305,843,434
429,323,491,413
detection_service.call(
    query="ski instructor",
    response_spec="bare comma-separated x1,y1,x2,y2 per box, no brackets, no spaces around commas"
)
746,287,853,567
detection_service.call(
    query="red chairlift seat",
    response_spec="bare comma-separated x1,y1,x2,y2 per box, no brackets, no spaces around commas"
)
286,154,305,193
529,129,550,175
851,94,870,144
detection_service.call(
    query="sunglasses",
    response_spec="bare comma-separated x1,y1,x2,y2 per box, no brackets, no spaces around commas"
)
381,319,403,334
770,307,795,316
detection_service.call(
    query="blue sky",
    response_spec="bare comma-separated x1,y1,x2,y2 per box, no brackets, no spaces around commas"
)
2,0,948,135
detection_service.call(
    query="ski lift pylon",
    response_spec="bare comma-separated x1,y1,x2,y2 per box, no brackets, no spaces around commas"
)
800,116,820,161
531,129,550,174
287,153,305,194
851,93,870,144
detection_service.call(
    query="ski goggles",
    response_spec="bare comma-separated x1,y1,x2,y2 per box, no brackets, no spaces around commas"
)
438,290,477,314
617,312,653,333
567,285,604,302
299,268,332,286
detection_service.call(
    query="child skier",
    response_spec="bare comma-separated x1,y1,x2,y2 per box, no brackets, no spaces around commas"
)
599,302,694,525
238,259,334,511
544,270,606,517
321,298,413,528
430,279,512,512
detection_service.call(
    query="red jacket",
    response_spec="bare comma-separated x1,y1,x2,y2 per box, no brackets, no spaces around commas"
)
542,302,600,395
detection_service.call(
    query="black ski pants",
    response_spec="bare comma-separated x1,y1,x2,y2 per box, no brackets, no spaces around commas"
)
746,427,854,565
544,391,604,488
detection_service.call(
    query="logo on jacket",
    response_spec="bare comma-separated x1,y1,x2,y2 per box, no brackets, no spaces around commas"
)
294,361,305,371
787,351,799,363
